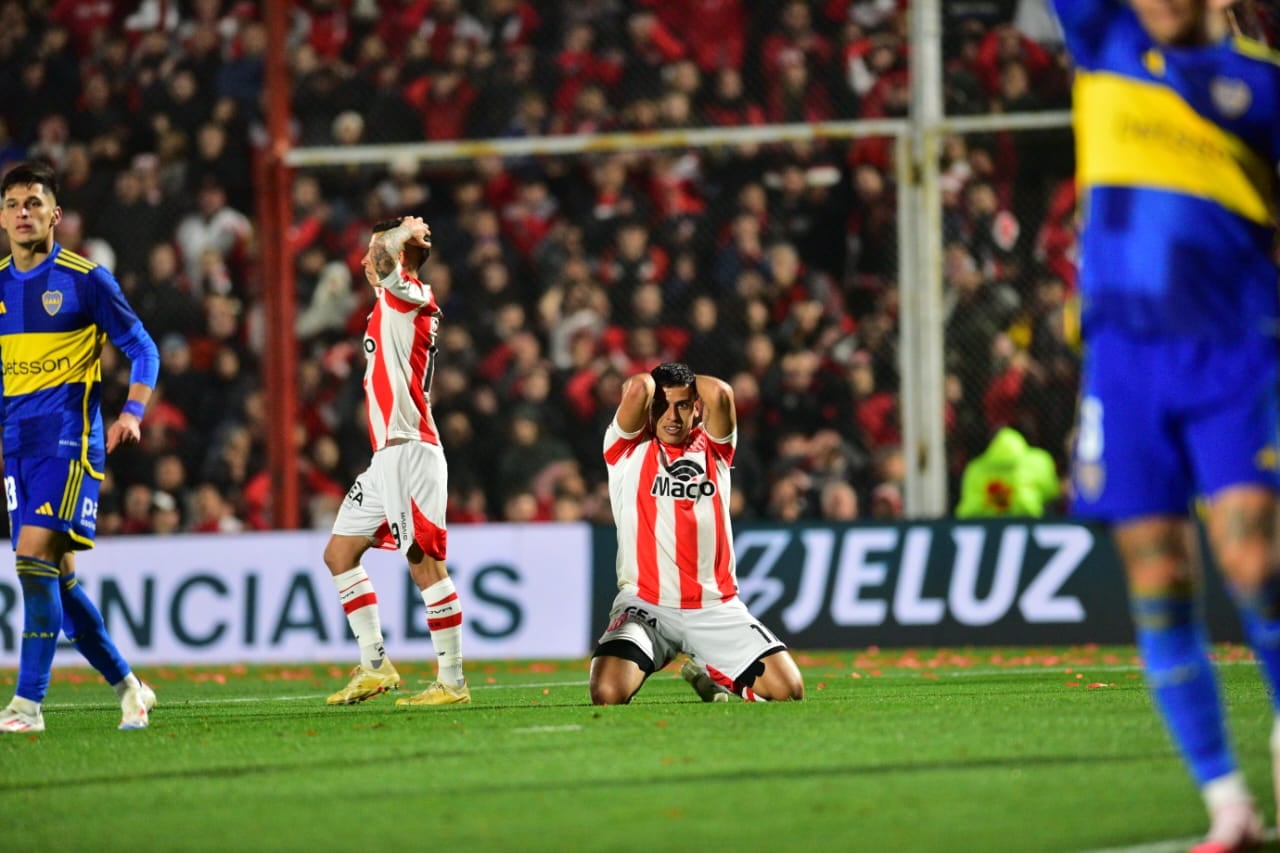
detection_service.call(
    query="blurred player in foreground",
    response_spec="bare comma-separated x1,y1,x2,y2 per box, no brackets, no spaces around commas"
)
590,362,804,704
0,160,158,732
322,216,469,707
1057,1,1280,847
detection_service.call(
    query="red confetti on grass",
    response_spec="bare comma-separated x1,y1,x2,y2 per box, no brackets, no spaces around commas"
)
816,682,827,690
1086,682,1109,689
485,677,497,684
1066,682,1081,687
850,672,862,679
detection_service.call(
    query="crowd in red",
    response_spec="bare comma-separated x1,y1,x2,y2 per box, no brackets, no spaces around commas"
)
0,0,1078,534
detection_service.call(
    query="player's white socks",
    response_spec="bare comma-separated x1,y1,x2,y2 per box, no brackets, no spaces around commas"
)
1202,770,1252,814
421,577,464,687
112,672,142,700
332,566,388,670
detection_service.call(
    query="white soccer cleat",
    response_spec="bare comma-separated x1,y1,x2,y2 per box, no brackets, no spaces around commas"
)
119,681,156,731
0,698,45,733
1191,798,1264,853
680,660,732,703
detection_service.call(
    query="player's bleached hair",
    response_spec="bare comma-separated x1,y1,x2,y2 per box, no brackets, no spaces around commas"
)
1,160,59,199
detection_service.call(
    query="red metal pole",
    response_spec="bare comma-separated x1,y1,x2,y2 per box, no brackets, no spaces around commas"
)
262,1,299,528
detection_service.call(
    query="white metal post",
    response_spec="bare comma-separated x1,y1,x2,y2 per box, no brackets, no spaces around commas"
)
902,0,950,517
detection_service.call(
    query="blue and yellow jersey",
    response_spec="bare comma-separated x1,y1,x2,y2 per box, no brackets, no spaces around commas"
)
0,244,152,478
1055,0,1280,338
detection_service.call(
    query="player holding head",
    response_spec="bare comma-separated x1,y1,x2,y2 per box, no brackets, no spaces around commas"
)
1057,1,1280,847
323,215,469,708
0,160,159,732
590,362,805,705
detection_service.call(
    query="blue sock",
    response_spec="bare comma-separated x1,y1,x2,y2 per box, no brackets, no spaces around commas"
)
1132,591,1237,786
60,573,129,687
16,557,63,704
1232,573,1280,714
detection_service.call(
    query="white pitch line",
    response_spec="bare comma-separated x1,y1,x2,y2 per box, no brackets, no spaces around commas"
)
33,658,1261,709
1080,827,1278,853
512,724,582,734
41,679,593,709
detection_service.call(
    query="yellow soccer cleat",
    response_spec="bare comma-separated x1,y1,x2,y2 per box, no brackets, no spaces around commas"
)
395,680,471,706
326,663,401,705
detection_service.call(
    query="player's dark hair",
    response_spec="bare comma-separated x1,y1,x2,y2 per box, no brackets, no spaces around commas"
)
1,160,59,200
370,217,405,234
650,362,696,391
648,362,700,432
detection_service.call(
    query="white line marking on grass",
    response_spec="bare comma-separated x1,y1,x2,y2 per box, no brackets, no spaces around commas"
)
512,725,582,734
864,660,1257,679
42,680,593,709
35,659,1257,709
1080,827,1277,853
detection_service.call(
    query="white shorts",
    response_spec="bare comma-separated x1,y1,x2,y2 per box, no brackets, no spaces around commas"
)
331,441,448,559
595,591,786,682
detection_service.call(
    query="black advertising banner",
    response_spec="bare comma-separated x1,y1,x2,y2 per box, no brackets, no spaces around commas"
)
590,521,1245,648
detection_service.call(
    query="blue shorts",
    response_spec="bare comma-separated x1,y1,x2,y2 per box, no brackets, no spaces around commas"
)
1072,328,1280,521
3,456,101,551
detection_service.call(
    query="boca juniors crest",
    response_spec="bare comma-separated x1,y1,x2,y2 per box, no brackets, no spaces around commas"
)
42,290,63,316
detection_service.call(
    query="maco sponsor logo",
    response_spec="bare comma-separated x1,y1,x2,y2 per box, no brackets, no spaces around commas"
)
650,458,716,501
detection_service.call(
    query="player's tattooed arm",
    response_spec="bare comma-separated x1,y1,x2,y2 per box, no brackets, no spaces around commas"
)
371,223,415,278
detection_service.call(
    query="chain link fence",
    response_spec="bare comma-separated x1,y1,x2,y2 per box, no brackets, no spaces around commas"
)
289,129,907,526
0,0,1090,531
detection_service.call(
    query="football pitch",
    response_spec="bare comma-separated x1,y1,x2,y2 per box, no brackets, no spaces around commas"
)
1,646,1276,853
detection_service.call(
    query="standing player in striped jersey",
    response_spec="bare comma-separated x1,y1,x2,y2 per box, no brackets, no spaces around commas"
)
0,160,159,733
323,215,469,707
590,362,804,705
1058,1,1280,848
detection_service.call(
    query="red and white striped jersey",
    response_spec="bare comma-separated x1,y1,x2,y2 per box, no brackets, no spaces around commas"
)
363,265,441,451
603,419,737,609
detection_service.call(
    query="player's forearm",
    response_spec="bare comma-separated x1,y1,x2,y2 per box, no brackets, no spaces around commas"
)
696,374,735,437
371,225,414,278
616,374,655,433
695,375,731,408
123,382,152,414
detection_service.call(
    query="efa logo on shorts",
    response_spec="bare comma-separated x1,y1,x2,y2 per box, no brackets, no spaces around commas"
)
650,459,716,501
607,606,658,631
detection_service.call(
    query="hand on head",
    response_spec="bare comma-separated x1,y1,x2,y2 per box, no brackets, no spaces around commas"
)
402,216,432,251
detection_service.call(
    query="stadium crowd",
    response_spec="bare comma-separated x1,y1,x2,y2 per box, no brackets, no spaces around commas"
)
0,0,1078,533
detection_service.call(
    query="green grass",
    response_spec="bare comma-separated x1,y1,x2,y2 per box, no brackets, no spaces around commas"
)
0,646,1276,852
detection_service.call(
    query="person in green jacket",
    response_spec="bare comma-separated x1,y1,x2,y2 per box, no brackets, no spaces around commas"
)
955,427,1060,517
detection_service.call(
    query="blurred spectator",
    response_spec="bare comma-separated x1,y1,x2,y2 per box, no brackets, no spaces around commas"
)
819,481,860,521
0,0,1080,529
